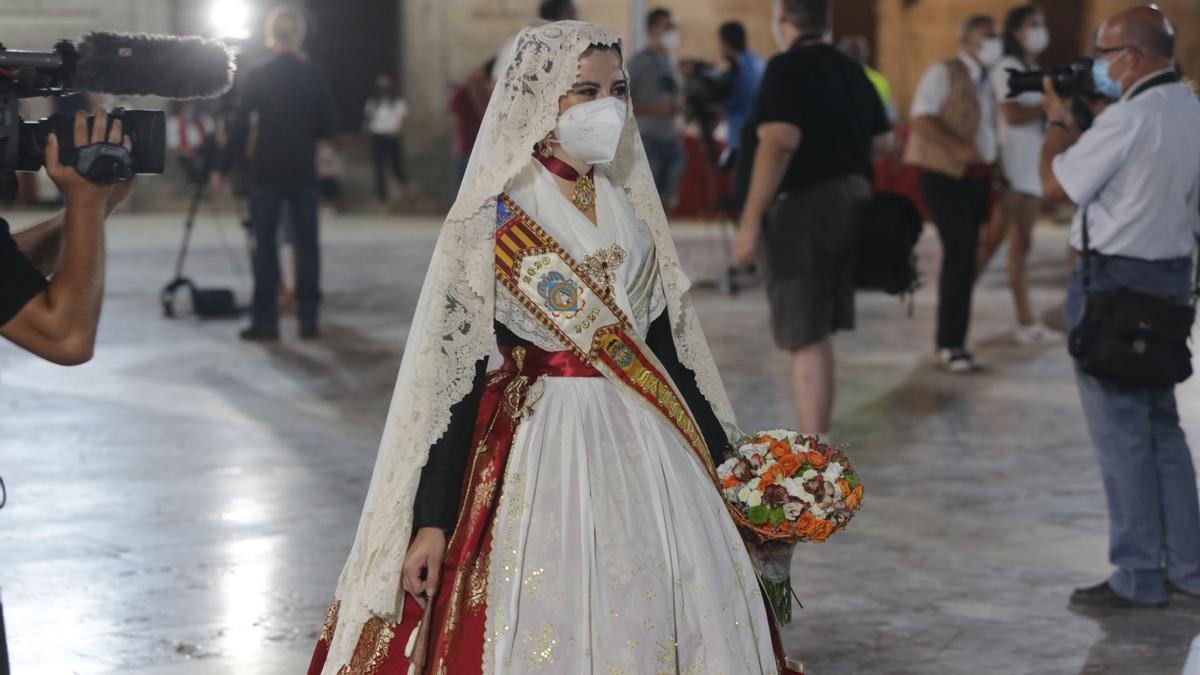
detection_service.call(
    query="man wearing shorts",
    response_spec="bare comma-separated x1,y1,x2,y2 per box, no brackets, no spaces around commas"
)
735,0,892,438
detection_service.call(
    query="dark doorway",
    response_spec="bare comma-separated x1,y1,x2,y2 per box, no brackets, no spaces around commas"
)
832,0,879,66
306,0,399,132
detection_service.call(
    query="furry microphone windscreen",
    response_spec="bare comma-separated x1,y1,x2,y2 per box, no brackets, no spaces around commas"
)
74,31,235,99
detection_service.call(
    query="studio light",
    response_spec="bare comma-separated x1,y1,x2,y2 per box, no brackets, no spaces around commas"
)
210,0,252,41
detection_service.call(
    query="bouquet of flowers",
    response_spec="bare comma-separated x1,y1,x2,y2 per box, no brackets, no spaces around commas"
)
717,430,864,623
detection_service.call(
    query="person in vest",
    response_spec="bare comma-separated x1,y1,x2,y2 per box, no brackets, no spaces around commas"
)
905,15,1001,372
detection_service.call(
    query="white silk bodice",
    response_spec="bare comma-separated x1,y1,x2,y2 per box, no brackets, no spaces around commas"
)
496,160,667,351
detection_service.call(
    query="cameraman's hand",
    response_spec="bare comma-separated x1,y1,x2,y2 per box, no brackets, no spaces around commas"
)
401,527,447,608
46,108,133,212
1042,77,1070,126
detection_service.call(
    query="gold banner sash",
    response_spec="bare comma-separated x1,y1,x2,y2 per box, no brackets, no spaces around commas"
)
494,195,717,478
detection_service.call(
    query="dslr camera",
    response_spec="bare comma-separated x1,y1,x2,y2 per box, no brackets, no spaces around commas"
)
1006,58,1100,98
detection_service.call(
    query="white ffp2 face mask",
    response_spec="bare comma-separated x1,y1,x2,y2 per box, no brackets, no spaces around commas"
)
660,29,681,52
977,37,1003,67
1023,26,1049,55
555,97,628,166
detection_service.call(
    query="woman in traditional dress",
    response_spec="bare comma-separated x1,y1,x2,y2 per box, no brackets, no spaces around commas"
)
308,21,801,675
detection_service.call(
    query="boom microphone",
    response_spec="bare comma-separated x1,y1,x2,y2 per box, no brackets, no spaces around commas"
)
74,31,235,99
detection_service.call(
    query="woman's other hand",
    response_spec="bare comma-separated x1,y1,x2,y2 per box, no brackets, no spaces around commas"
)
401,527,447,607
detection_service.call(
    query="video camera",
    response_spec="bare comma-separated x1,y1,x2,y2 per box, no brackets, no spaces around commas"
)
0,32,234,198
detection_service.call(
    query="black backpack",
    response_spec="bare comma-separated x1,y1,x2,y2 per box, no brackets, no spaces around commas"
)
855,191,922,300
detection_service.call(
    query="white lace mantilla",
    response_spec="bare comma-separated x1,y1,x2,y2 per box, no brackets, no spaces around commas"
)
320,21,738,674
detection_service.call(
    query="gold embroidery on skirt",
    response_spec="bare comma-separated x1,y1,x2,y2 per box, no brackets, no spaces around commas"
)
319,599,341,644
336,616,395,675
467,550,490,610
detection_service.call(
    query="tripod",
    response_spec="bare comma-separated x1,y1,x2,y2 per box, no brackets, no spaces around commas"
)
160,177,242,319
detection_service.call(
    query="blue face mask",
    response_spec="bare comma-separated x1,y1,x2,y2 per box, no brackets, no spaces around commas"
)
1092,56,1123,99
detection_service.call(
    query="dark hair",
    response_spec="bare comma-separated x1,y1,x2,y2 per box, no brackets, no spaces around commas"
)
1002,5,1039,58
580,42,623,65
780,0,831,35
647,8,671,31
719,21,747,52
483,57,497,75
538,0,575,22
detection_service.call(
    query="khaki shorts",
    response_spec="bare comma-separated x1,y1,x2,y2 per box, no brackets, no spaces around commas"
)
759,175,871,350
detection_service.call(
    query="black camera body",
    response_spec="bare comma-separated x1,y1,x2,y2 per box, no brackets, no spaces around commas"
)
14,108,165,175
1006,58,1098,98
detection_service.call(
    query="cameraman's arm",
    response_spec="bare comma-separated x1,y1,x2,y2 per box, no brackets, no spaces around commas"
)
1040,78,1131,207
15,184,132,275
0,110,130,366
14,212,65,275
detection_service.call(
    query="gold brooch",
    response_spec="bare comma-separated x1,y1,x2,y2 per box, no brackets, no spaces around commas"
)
581,243,626,297
570,173,596,213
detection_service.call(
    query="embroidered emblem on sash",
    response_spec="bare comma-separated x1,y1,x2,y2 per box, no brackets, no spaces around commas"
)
605,339,635,368
537,271,584,317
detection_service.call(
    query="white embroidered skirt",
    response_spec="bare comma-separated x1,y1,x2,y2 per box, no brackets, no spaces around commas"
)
483,376,778,673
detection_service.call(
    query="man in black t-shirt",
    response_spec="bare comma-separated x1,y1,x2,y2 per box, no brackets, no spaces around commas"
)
733,0,892,441
211,7,337,342
1,107,133,365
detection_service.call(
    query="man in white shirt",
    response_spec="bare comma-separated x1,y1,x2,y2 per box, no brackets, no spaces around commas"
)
363,73,408,202
903,15,1001,372
1041,6,1200,609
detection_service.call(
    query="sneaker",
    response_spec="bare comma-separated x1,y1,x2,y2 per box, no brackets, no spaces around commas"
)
240,325,280,342
937,349,983,373
1014,323,1062,345
1070,581,1166,608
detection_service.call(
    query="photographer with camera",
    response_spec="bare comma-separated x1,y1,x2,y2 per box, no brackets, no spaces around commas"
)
1,108,132,364
1040,6,1200,609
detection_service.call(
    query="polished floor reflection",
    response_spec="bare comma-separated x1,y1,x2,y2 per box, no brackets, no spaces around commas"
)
1,211,1198,674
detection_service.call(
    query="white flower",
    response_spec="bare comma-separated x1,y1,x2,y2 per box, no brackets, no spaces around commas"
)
717,457,738,479
782,477,805,498
810,505,826,519
723,487,740,501
823,462,844,482
739,442,770,459
797,490,816,504
738,485,762,508
783,502,804,520
801,469,819,482
755,462,772,477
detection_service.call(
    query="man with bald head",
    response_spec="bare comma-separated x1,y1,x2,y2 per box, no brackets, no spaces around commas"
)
1041,6,1200,608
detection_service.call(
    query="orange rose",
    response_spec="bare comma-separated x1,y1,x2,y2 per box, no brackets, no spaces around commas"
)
776,453,802,477
722,475,740,490
793,512,817,537
845,490,862,509
769,441,791,459
805,451,828,469
836,478,851,496
808,519,835,543
760,465,781,485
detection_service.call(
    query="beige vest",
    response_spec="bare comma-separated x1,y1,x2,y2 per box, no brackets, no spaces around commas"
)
903,59,981,178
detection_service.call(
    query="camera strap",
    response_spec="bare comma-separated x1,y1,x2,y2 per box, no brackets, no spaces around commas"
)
1126,70,1181,100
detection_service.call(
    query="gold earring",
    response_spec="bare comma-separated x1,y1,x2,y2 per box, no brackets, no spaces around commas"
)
537,138,554,158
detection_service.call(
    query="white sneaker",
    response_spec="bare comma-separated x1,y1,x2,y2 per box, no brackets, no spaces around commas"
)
1014,323,1063,345
937,349,984,373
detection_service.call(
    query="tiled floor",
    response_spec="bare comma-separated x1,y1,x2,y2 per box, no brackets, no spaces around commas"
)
2,209,1198,674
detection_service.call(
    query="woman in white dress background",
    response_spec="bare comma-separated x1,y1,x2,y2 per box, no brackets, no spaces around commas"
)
306,21,800,675
985,5,1056,344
